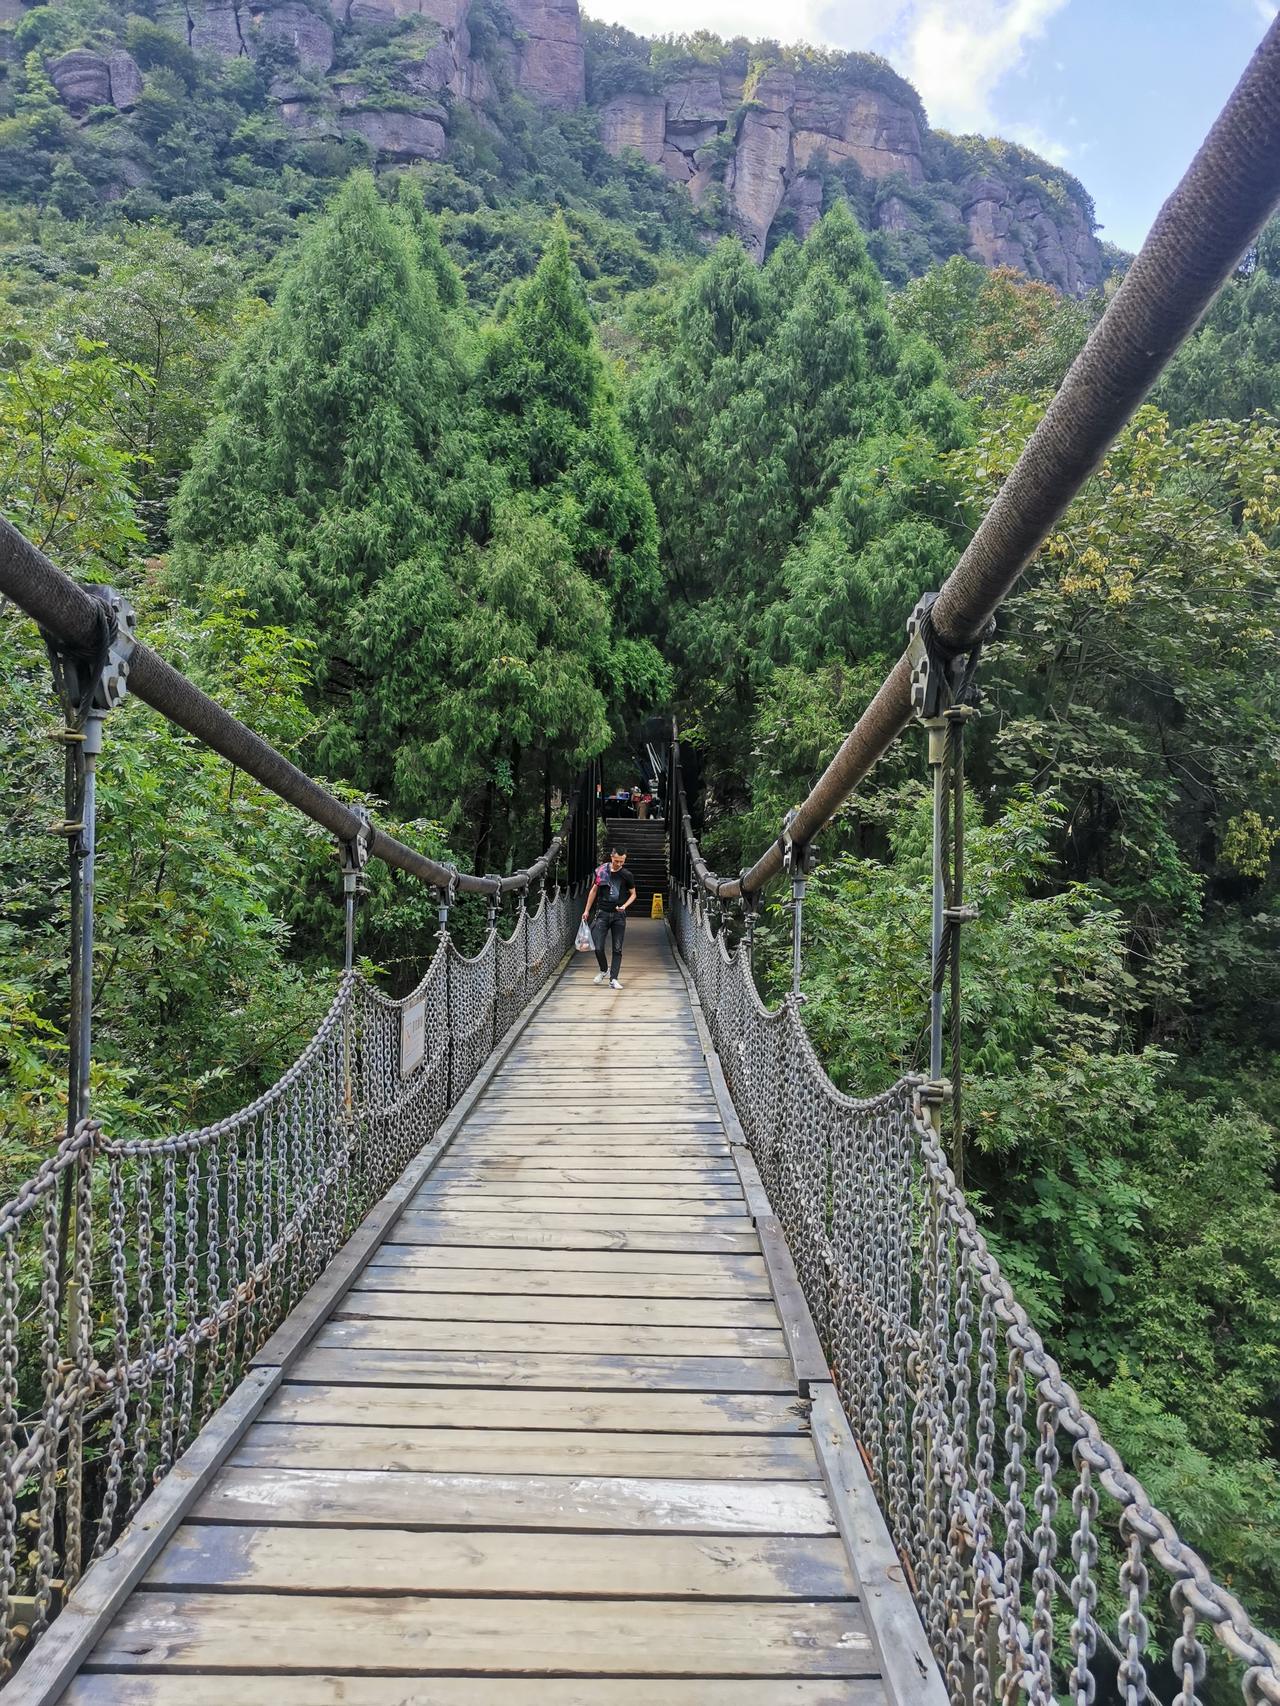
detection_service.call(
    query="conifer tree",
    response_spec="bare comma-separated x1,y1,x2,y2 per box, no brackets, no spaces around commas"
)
358,227,668,854
476,227,663,617
624,201,967,781
171,170,472,777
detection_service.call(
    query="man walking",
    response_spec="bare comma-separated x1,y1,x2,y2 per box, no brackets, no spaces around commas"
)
583,846,636,989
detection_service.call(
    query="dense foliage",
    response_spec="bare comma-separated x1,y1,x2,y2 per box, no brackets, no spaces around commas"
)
623,201,968,785
651,231,1280,1656
1,1,1278,1678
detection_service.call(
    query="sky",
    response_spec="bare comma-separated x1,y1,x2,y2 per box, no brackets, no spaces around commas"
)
579,0,1276,253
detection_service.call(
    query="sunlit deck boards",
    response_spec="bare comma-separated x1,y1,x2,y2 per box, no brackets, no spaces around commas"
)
60,922,894,1705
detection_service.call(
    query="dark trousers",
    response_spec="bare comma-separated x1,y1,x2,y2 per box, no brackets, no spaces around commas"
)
592,911,626,980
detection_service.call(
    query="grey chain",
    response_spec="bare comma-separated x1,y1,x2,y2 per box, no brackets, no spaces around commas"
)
0,887,575,1670
670,885,1280,1705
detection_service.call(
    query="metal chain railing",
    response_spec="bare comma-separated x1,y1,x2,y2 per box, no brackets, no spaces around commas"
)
672,884,1280,1706
0,886,576,1677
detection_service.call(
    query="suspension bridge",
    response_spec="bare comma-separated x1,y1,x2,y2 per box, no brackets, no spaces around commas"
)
2,16,1280,1706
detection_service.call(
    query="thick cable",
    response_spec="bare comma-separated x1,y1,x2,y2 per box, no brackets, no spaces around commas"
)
0,516,567,897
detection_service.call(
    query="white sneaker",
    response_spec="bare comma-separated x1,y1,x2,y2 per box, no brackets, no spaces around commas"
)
610,978,624,990
593,971,608,984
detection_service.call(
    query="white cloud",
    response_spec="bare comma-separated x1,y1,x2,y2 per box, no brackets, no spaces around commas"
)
857,0,1070,136
582,0,1073,159
1003,120,1071,164
1255,0,1278,26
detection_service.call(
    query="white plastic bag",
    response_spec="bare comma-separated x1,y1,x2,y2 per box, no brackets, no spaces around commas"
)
575,919,593,953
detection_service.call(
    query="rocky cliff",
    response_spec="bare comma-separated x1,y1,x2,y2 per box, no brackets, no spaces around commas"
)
30,0,1105,294
596,59,1102,293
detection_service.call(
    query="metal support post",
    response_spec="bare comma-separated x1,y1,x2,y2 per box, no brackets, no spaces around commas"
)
781,810,812,1003
42,588,134,1376
437,869,458,946
338,810,370,974
924,716,947,1084
74,712,105,1123
790,866,807,1001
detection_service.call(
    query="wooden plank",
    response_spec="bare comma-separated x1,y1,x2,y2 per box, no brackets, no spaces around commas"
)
421,1193,747,1216
0,1368,282,1706
342,1285,780,1328
808,1386,947,1706
495,1071,714,1083
264,1384,811,1435
430,1170,742,1187
87,1594,875,1677
387,1220,761,1255
455,1140,730,1152
756,1216,832,1396
475,1098,720,1111
351,1269,778,1303
228,1423,822,1479
362,1245,770,1279
396,1210,756,1235
313,1318,789,1359
68,1679,885,1705
464,1115,722,1129
190,1466,838,1535
144,1525,851,1596
498,1050,705,1061
287,1348,798,1392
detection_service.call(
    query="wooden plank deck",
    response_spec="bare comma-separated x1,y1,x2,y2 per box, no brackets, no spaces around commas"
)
55,921,918,1705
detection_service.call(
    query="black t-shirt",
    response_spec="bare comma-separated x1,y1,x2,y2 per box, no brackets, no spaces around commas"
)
594,865,636,914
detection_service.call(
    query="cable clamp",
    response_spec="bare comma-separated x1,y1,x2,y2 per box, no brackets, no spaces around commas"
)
339,808,372,890
42,586,136,730
906,592,965,720
943,904,979,925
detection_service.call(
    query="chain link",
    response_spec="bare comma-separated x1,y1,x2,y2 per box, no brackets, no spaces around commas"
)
0,886,576,1668
670,881,1280,1706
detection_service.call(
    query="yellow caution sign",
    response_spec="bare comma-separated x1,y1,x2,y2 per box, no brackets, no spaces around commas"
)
650,893,664,919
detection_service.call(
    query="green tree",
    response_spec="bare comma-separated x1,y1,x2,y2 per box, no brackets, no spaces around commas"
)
1157,217,1280,425
476,226,661,613
960,402,1280,1049
625,200,967,800
892,253,1095,400
354,502,612,863
63,226,254,543
171,170,472,790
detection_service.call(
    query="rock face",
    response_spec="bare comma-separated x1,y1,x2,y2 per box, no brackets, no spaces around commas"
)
600,63,943,266
49,49,113,114
107,49,144,110
600,93,665,163
506,0,583,108
338,106,445,158
39,0,1107,293
597,53,1105,293
242,0,334,70
960,173,1098,296
726,108,791,260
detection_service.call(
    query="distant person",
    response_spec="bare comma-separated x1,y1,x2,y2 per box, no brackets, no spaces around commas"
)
583,846,636,989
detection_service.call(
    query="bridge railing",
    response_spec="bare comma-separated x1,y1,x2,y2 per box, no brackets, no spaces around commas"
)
0,885,576,1676
0,508,595,1677
662,21,1280,1704
672,885,1280,1705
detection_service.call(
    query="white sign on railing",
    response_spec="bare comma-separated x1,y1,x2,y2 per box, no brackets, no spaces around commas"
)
400,995,426,1079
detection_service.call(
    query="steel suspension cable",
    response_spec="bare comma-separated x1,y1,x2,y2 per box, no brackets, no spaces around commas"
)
0,516,571,897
